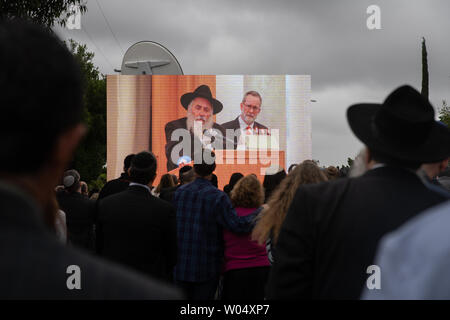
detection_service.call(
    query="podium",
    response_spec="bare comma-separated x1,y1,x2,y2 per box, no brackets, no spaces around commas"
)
214,150,285,190
169,150,285,190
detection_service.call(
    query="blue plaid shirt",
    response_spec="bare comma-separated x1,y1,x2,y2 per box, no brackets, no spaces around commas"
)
173,178,259,282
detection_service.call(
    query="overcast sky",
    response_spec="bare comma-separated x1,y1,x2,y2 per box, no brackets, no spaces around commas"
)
54,0,450,167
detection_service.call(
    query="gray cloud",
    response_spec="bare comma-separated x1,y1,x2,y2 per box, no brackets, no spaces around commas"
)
54,0,450,166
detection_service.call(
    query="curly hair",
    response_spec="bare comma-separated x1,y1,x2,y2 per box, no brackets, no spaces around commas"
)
230,175,264,208
325,166,339,180
251,160,328,245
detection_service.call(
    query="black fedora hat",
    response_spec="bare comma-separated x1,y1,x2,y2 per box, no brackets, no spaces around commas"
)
180,85,223,115
347,85,450,163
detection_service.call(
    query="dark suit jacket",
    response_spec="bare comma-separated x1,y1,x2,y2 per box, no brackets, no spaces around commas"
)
56,191,96,251
165,117,226,171
221,116,268,149
98,173,130,200
266,166,449,299
97,185,177,282
0,182,182,299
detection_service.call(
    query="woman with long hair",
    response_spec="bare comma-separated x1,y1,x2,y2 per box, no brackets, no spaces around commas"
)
262,166,287,203
154,173,176,196
252,160,328,264
222,175,269,300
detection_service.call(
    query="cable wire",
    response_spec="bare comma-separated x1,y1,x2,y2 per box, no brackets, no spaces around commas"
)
81,26,116,72
95,0,125,55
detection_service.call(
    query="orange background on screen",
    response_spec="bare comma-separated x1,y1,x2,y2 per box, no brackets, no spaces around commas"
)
151,75,216,184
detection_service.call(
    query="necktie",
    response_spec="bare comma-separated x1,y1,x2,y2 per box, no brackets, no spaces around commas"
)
245,126,252,135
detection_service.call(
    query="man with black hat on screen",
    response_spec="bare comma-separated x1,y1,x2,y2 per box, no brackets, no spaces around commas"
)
266,85,450,300
164,85,227,171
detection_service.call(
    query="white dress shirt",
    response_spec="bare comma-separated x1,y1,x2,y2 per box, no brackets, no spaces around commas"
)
237,116,255,149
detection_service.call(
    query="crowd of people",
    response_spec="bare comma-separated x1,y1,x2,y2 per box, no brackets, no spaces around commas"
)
1,20,450,300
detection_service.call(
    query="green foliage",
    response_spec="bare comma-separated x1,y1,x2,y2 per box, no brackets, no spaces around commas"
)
421,37,429,99
66,39,106,192
0,0,87,28
89,171,107,194
347,157,354,167
439,100,450,128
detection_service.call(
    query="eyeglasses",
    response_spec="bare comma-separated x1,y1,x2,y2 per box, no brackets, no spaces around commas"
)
243,104,261,112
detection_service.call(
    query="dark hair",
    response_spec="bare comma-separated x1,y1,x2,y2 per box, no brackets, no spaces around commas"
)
369,148,422,170
123,154,136,171
155,173,175,194
263,168,287,203
229,172,244,186
179,165,193,184
0,20,82,174
288,164,298,173
210,173,218,188
181,169,196,185
89,188,99,198
193,151,216,177
129,151,157,185
171,174,178,185
223,172,244,195
80,182,88,195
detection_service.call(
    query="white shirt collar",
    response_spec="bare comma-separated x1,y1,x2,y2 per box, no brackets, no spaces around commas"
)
129,182,152,193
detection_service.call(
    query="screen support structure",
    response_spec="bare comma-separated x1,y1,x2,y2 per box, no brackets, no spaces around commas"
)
121,41,183,153
124,60,171,75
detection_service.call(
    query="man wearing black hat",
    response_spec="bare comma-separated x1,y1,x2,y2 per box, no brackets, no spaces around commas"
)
266,85,450,300
164,85,227,171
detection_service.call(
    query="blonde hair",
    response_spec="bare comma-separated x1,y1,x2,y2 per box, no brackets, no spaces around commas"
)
230,175,264,208
251,160,328,245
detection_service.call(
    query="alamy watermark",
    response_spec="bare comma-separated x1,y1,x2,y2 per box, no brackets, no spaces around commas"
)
366,265,381,290
66,4,81,30
66,265,81,290
367,5,381,30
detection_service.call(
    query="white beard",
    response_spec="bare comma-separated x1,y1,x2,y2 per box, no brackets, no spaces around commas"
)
242,113,256,125
186,110,214,133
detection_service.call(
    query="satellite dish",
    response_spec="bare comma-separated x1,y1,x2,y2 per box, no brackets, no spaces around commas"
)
121,41,183,75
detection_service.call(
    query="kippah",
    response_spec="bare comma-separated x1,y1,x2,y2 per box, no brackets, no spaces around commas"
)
63,175,75,188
